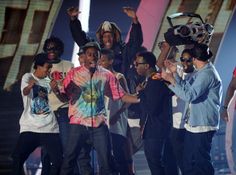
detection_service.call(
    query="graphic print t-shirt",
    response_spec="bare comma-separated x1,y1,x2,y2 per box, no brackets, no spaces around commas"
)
31,85,50,114
19,73,59,133
48,60,73,110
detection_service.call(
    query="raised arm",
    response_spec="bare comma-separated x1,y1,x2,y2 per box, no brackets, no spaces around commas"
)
123,7,143,46
123,7,138,24
109,75,130,125
67,7,90,46
156,41,171,69
121,7,143,74
50,79,69,103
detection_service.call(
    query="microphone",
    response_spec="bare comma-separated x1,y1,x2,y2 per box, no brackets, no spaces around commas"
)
89,62,96,77
89,67,96,75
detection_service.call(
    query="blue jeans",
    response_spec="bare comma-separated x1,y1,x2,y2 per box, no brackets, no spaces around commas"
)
42,108,69,175
183,130,215,175
56,107,70,150
42,108,92,175
60,124,117,175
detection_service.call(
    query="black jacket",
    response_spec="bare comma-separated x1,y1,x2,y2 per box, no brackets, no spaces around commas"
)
138,76,173,139
69,19,143,73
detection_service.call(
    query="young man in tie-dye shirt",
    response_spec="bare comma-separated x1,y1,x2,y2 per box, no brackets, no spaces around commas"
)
59,42,139,175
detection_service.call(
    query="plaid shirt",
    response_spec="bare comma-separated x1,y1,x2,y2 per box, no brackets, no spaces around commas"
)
63,66,125,127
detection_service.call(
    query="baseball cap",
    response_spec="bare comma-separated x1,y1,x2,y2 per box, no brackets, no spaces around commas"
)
82,42,101,52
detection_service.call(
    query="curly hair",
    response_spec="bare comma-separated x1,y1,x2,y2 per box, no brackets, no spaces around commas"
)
43,36,64,57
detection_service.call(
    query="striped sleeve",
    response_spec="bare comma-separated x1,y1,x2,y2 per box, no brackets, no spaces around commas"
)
105,72,125,100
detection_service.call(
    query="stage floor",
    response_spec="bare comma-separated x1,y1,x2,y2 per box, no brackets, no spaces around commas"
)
133,149,231,175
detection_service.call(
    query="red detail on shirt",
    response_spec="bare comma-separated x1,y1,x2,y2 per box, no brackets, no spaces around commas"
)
233,67,236,77
50,71,64,81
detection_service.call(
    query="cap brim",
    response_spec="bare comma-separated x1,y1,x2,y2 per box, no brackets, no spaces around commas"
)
82,42,101,51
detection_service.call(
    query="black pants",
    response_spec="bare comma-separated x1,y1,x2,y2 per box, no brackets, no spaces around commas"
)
11,132,62,175
162,136,178,175
143,138,165,175
111,133,130,175
183,130,215,175
170,127,186,174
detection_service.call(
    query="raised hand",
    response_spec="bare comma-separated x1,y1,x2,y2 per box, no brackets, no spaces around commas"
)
28,78,37,88
123,7,138,23
123,7,136,18
164,60,177,73
156,41,171,69
158,41,170,51
161,69,175,85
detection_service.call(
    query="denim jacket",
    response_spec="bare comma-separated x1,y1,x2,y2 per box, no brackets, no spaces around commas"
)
169,62,222,127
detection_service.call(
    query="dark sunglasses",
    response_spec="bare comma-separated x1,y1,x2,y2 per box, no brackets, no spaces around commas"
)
180,57,193,63
134,62,146,67
46,47,58,52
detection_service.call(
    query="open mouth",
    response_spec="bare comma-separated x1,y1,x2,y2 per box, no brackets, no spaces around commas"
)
89,61,96,67
48,53,56,59
104,42,112,48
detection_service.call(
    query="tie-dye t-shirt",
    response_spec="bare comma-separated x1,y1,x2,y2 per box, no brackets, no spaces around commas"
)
63,66,125,127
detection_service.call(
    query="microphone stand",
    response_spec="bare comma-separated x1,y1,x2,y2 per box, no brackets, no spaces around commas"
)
89,67,95,175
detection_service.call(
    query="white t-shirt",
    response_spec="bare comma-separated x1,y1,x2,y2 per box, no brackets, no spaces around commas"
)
19,73,59,133
48,60,73,111
172,66,195,129
105,73,128,137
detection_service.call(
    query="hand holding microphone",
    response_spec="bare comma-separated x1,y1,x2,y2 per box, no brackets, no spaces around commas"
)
50,79,59,92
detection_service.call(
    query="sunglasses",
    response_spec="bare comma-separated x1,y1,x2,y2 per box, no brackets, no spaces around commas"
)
180,57,193,63
46,46,58,52
134,62,146,67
